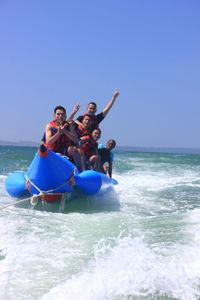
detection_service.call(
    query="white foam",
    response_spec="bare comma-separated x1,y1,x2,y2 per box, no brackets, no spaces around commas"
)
1,152,200,299
40,235,200,300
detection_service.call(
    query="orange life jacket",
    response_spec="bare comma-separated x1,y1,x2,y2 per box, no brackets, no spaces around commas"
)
76,124,90,137
45,120,74,154
80,135,98,159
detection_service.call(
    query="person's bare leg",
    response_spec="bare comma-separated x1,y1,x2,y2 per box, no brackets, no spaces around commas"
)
88,155,100,171
68,146,83,172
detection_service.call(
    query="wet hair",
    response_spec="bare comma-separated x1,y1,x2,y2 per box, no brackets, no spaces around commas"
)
87,102,97,108
107,139,116,147
54,106,66,114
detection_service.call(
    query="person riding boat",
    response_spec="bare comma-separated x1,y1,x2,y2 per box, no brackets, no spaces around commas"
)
98,139,116,178
44,105,83,171
75,89,119,133
79,128,101,171
41,103,81,144
75,114,93,137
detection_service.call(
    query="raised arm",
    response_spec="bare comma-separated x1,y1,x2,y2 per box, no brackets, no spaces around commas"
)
75,119,83,127
67,104,82,122
74,114,84,127
102,89,119,117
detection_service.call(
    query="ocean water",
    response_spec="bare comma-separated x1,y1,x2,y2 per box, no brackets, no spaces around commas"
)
1,146,200,300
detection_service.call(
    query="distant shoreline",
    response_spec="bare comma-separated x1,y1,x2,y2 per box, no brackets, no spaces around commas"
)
1,140,200,155
0,140,39,147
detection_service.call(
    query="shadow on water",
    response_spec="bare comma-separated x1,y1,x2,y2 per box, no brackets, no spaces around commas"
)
15,188,120,214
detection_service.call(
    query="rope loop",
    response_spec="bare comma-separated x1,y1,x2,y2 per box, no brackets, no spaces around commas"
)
0,168,76,210
25,168,76,194
0,168,77,210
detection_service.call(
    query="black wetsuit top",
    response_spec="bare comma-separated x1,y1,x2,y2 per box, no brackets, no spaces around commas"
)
98,148,112,164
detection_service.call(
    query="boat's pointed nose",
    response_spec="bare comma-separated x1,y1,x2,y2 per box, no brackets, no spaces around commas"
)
38,144,49,157
27,146,76,194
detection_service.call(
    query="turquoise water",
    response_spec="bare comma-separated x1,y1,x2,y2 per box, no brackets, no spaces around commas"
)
1,146,200,299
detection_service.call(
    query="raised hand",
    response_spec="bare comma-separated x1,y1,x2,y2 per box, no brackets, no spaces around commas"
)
113,88,119,98
74,103,82,112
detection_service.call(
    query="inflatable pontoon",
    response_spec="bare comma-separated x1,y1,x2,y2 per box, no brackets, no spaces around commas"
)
5,145,117,204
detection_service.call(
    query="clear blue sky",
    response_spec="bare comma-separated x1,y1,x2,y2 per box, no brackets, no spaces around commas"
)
1,0,200,148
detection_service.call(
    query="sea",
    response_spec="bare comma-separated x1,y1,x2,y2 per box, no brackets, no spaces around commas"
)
1,145,200,300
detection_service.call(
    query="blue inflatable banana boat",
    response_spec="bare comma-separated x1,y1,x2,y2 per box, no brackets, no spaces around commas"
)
5,145,117,203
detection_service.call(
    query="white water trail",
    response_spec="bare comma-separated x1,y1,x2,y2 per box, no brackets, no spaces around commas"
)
40,230,200,300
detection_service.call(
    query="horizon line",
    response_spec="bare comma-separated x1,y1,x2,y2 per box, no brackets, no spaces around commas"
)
1,140,200,151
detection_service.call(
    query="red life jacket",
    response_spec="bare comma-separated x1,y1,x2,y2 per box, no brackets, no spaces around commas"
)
76,124,90,137
80,135,98,159
45,120,74,154
82,113,99,131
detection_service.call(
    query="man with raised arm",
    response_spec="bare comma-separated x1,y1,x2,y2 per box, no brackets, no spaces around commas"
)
75,89,119,132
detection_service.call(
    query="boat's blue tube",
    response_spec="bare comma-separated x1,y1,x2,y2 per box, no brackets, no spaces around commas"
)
75,170,115,195
5,172,28,198
5,145,117,199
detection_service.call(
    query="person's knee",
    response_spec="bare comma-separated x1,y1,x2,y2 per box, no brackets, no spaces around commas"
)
68,146,74,155
89,155,97,161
